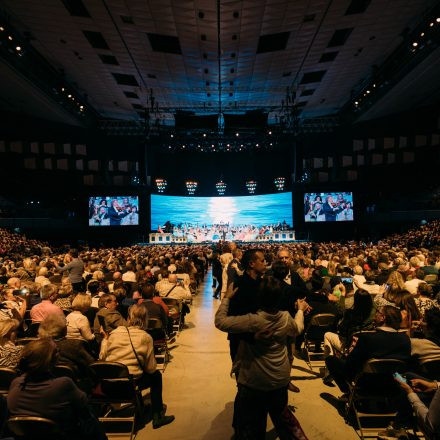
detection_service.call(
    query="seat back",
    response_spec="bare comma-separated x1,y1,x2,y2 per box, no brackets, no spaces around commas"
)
52,364,76,380
305,313,337,341
361,358,407,375
424,274,438,284
28,322,40,337
0,368,17,394
90,361,130,379
419,359,440,380
8,416,65,439
147,318,163,330
310,313,337,327
16,337,38,346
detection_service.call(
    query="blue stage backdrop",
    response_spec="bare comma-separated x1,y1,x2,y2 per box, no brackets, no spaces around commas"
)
151,192,293,242
304,192,354,222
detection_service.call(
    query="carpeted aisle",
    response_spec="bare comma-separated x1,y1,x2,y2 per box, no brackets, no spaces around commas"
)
136,270,357,440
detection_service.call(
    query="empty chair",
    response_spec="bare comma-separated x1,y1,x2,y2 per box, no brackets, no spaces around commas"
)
147,318,170,371
303,313,337,370
89,361,141,440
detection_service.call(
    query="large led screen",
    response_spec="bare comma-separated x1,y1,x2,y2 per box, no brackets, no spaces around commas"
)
151,192,293,242
304,192,353,222
89,196,139,226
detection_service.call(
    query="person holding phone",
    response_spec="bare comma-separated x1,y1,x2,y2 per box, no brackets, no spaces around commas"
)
379,374,440,440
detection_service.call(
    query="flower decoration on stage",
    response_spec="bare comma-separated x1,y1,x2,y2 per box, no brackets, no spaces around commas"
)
185,180,198,195
155,178,167,193
246,180,257,194
215,180,227,196
274,177,285,191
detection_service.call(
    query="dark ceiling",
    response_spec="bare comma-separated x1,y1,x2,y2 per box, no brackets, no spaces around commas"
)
0,0,439,129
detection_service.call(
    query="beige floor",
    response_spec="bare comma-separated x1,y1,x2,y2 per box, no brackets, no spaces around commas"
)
137,272,358,440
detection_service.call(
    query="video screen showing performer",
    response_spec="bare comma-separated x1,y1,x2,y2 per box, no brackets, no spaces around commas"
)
151,193,293,243
304,192,353,222
88,196,139,226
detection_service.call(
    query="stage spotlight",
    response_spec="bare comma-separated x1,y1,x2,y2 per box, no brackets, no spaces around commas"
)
15,46,21,51
246,180,257,194
354,101,359,105
216,180,226,195
268,131,272,135
170,134,174,138
412,42,418,47
0,26,4,32
203,133,206,137
8,35,13,40
155,178,167,193
436,17,440,22
235,132,239,137
274,177,285,191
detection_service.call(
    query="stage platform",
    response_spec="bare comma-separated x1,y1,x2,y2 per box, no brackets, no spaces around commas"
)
146,230,298,244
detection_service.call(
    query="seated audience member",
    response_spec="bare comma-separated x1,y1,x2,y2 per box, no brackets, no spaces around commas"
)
415,283,439,319
352,265,365,290
30,283,64,323
0,288,27,321
0,319,22,368
88,280,105,308
326,305,411,395
100,304,174,429
137,283,168,330
422,256,439,276
354,270,382,294
93,293,127,341
405,268,427,295
7,338,106,440
215,277,309,439
34,267,51,287
411,308,440,365
66,294,95,342
390,375,440,440
156,274,192,301
39,314,95,391
323,288,375,358
394,291,421,330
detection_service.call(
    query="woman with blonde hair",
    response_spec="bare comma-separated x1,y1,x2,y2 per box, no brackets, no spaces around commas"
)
100,303,174,429
0,318,22,368
66,293,94,341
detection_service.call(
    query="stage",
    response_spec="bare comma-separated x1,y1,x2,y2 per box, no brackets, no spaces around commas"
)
143,230,300,245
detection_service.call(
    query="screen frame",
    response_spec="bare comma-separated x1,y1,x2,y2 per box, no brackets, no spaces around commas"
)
303,191,354,223
150,192,294,240
88,195,140,227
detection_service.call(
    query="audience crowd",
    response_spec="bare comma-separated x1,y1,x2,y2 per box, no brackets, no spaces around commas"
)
0,220,438,439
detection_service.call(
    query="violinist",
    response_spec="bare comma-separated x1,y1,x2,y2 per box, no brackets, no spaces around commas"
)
108,199,130,226
322,195,343,221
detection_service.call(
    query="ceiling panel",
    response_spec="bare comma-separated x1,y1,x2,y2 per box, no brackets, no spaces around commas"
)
0,0,438,123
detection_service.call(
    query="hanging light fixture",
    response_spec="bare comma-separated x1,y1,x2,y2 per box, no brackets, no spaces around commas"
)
246,180,257,194
155,178,167,193
216,180,227,195
274,177,285,191
185,180,198,195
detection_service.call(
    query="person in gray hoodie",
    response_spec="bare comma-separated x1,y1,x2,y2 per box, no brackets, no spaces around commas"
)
215,276,309,440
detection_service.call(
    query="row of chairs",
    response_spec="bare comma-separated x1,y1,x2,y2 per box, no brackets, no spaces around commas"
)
299,313,440,439
2,361,142,440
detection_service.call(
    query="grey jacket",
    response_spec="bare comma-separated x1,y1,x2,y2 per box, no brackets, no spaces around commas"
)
215,298,304,391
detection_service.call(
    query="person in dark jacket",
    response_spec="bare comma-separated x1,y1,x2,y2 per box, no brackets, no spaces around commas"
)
326,305,411,394
227,249,267,362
